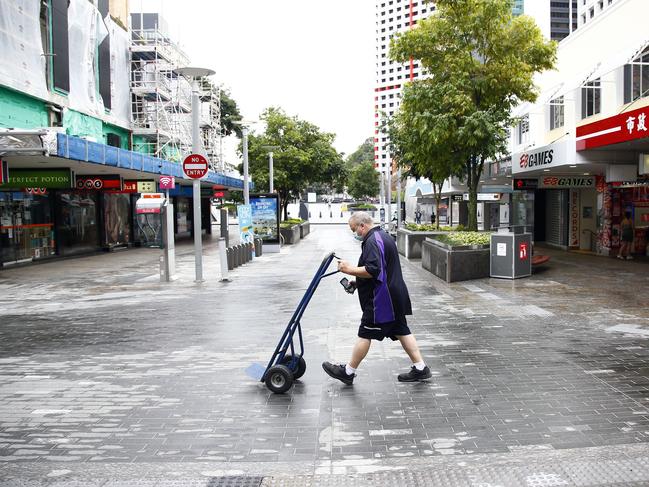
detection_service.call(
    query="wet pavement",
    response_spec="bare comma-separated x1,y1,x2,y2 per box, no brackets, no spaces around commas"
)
0,225,648,486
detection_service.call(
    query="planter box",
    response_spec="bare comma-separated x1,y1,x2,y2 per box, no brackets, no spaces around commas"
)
422,237,490,283
397,228,446,259
299,221,310,239
280,225,301,245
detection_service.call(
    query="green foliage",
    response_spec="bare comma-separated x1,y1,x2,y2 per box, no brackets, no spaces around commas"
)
220,88,243,137
347,162,380,201
349,203,378,211
283,218,304,225
433,232,491,248
390,0,556,230
346,137,375,167
405,223,467,232
242,107,345,219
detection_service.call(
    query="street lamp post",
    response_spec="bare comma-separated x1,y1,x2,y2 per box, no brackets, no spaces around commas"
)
261,145,280,193
233,121,255,205
174,67,215,283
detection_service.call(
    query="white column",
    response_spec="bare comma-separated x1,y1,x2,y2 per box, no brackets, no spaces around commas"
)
191,79,203,282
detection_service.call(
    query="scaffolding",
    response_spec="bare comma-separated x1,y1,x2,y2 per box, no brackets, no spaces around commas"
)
129,21,222,167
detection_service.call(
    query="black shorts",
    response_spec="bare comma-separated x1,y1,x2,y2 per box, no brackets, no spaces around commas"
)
358,316,411,341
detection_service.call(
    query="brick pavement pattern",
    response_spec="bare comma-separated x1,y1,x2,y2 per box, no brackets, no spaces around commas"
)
0,225,648,485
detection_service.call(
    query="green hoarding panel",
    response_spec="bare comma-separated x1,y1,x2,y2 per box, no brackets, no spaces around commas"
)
0,168,72,189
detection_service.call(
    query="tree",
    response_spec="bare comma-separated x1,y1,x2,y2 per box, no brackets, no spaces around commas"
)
346,137,375,168
348,162,380,201
242,107,345,220
220,88,242,138
389,80,463,229
390,0,556,230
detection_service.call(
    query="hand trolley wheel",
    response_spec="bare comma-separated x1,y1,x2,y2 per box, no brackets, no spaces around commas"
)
265,365,294,394
281,355,307,380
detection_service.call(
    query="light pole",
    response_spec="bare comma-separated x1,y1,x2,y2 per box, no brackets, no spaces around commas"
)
233,121,254,204
174,66,215,283
261,145,279,193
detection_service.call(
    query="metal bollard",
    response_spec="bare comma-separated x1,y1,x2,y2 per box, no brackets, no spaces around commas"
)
248,242,254,261
218,238,229,281
226,247,234,270
254,237,262,257
235,244,243,267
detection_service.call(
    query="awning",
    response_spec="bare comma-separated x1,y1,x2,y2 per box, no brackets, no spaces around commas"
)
0,130,56,157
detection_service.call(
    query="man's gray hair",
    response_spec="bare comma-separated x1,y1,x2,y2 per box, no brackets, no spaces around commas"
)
349,211,374,226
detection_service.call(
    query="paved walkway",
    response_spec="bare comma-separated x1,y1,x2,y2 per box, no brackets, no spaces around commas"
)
0,225,648,486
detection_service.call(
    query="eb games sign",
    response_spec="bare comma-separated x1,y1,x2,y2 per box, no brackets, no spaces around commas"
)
519,149,553,169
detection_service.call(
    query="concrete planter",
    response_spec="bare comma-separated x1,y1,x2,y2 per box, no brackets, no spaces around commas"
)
280,225,301,245
299,221,310,239
422,237,490,283
397,228,446,259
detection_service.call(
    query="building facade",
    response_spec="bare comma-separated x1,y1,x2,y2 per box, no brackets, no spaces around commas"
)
509,0,649,257
0,0,243,268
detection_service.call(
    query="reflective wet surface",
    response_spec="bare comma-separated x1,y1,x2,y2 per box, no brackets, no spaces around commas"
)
0,225,648,484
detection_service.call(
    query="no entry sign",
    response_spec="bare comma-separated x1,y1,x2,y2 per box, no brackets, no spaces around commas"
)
182,154,208,179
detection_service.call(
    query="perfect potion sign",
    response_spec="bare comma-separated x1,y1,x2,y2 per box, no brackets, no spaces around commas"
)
0,168,72,189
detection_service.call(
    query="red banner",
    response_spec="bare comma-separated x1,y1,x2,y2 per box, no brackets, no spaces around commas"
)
577,105,649,151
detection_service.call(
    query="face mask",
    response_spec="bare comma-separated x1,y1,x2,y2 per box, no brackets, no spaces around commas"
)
353,233,364,241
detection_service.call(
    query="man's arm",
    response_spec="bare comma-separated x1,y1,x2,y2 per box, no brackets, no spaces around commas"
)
337,260,372,279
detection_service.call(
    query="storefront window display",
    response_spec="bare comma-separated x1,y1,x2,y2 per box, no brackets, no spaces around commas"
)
103,193,131,248
56,191,100,255
0,191,54,265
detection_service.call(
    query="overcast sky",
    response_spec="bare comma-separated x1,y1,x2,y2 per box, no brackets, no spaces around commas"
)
137,0,376,162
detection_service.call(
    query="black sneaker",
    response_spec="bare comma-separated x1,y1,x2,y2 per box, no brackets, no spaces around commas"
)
398,365,432,382
322,362,355,385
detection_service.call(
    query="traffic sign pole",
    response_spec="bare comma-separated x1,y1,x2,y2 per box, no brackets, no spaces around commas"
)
191,79,203,282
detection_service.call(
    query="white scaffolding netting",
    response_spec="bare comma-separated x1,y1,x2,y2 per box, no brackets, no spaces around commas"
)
67,0,105,117
107,16,132,126
0,0,48,100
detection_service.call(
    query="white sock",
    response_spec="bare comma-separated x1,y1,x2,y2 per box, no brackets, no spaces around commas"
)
345,364,357,376
413,361,426,371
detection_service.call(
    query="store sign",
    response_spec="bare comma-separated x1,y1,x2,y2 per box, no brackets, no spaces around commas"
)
513,178,539,191
569,189,580,247
25,188,47,195
511,140,573,174
123,180,138,193
538,176,595,189
452,194,464,202
75,175,121,191
577,105,649,151
137,180,156,193
463,193,501,201
0,168,72,189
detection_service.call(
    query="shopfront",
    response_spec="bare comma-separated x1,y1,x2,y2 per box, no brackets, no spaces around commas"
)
0,168,72,265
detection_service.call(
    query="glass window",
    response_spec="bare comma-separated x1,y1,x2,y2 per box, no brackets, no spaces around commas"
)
517,114,529,145
550,96,564,130
624,47,649,103
581,79,601,119
56,191,100,255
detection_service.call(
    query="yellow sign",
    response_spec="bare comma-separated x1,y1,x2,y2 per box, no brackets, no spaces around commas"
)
137,180,156,193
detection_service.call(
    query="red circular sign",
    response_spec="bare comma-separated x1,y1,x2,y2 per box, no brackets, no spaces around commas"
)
182,154,209,179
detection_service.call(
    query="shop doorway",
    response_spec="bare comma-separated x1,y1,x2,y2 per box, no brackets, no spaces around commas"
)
56,191,101,256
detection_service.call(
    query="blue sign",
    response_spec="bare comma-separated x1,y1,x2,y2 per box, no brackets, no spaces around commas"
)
251,194,280,245
237,204,254,244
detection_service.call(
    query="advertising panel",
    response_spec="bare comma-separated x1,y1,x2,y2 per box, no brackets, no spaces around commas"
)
237,204,254,244
250,194,280,245
511,140,575,174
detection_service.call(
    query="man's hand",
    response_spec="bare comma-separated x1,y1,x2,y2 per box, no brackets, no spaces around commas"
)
337,260,352,274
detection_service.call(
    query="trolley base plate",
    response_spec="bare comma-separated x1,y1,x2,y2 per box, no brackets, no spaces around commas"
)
245,362,266,381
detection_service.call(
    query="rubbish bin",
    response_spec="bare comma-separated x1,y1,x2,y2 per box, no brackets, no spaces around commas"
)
490,225,532,279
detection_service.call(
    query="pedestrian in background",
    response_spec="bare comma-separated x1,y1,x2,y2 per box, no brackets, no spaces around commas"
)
322,212,431,385
618,211,634,260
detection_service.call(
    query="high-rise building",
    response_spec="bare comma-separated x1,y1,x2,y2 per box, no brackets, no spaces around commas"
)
374,1,436,174
374,1,576,178
578,0,619,27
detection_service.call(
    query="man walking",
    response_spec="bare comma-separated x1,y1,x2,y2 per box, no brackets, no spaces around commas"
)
322,212,431,384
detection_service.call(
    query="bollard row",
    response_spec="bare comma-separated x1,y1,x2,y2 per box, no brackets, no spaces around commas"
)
226,238,263,270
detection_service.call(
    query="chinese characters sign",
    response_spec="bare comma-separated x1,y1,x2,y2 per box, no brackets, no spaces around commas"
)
577,105,649,151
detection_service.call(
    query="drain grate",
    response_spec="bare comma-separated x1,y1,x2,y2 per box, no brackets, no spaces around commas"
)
206,477,264,487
